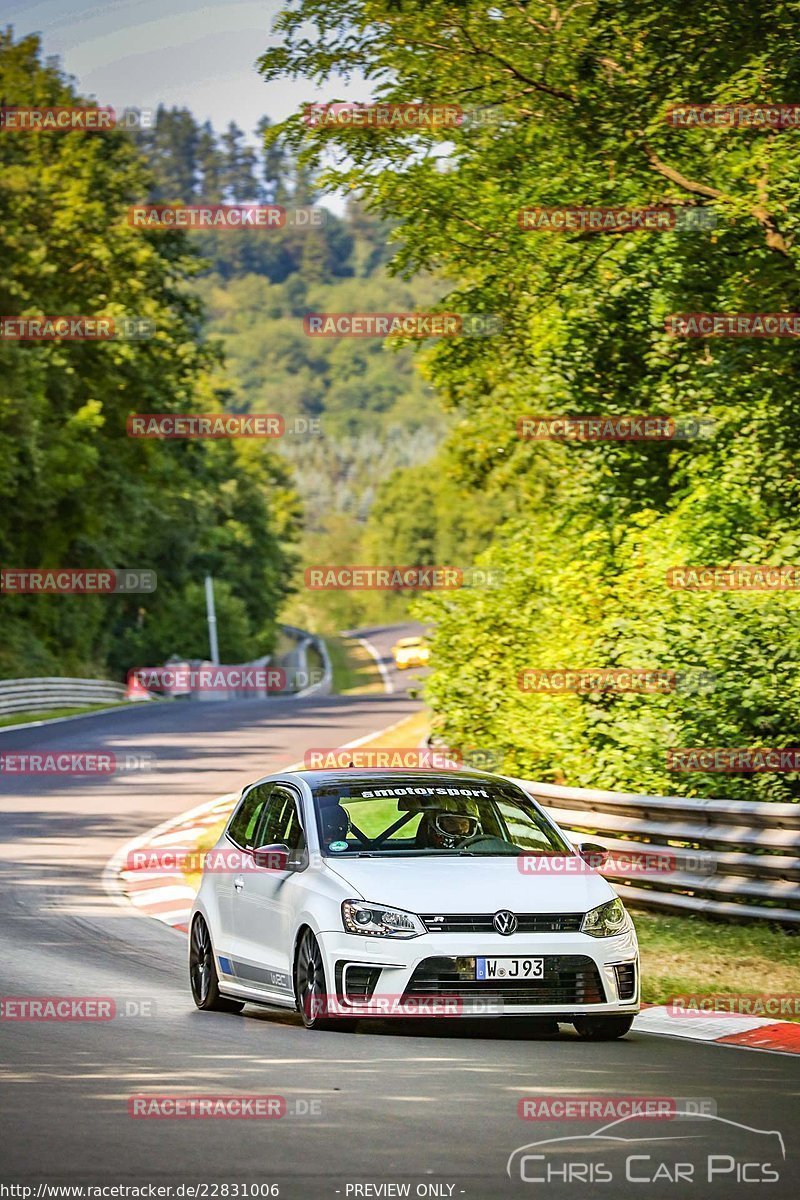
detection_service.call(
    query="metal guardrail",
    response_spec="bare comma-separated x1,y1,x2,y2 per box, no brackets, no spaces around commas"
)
137,626,331,701
0,628,330,718
0,677,128,717
280,624,332,697
513,777,800,926
187,625,331,699
306,633,333,697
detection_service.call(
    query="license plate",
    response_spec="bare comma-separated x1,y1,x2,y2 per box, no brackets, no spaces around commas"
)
476,957,544,981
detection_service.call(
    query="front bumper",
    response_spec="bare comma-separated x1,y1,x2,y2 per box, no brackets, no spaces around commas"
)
318,927,640,1018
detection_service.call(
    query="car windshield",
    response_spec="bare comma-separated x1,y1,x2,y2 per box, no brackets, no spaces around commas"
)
312,775,573,858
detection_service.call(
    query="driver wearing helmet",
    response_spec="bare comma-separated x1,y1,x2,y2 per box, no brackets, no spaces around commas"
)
416,809,482,850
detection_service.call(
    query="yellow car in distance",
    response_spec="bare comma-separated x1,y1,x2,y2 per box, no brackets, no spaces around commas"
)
391,635,430,670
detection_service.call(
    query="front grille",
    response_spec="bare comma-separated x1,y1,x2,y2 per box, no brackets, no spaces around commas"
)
614,962,637,1001
405,955,606,1007
335,962,381,1002
420,912,583,934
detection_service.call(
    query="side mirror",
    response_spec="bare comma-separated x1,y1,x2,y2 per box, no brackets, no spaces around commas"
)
252,843,290,870
578,842,608,869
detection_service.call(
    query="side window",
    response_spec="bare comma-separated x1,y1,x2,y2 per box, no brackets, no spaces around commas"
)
227,784,272,848
257,786,305,851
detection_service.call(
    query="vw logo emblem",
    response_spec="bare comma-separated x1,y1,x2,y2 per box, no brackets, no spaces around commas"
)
493,910,518,936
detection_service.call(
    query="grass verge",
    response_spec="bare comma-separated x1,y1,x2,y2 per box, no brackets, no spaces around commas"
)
324,634,385,694
0,702,137,728
635,910,800,1013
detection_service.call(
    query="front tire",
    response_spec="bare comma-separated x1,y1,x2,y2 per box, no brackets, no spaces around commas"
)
573,1014,635,1040
294,928,357,1031
190,915,244,1013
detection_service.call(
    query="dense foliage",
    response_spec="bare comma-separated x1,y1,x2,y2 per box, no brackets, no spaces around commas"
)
260,0,800,798
0,33,298,677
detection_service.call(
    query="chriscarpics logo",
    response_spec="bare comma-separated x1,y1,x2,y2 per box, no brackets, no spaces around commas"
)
507,1112,785,1191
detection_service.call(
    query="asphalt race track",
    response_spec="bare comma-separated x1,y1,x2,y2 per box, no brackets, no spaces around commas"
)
1,626,798,1198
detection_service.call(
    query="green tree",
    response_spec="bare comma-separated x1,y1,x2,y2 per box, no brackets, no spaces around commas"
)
259,0,800,799
196,120,225,202
219,121,260,201
136,105,199,200
0,30,298,679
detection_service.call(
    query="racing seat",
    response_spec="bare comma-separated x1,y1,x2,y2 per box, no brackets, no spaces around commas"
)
414,813,436,848
320,803,351,844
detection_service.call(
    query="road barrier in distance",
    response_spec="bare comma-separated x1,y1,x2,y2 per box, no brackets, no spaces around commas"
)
0,677,128,718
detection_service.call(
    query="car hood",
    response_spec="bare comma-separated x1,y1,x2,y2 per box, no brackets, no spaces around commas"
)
322,855,616,914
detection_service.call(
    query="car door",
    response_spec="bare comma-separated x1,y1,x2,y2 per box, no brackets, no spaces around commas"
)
231,783,307,997
215,782,273,953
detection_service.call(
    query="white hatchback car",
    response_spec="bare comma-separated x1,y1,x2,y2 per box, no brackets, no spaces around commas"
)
190,769,640,1037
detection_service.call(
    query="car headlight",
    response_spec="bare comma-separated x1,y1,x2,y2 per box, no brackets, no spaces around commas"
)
581,898,629,938
342,899,424,939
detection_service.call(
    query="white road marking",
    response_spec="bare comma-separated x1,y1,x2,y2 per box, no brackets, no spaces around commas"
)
353,635,394,694
128,885,196,907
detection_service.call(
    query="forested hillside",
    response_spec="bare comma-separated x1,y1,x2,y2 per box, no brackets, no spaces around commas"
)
134,106,451,628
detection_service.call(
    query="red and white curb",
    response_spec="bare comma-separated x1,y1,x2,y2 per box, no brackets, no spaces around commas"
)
104,790,239,934
634,1005,800,1055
